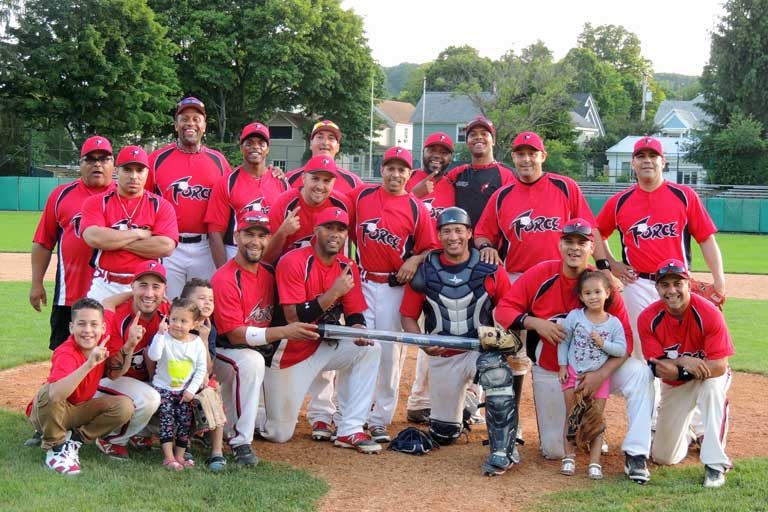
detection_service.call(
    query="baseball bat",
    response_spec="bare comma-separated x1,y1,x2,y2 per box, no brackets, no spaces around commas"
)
316,323,480,351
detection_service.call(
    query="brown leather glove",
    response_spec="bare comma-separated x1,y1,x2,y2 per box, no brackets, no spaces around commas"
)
478,323,522,352
689,278,726,310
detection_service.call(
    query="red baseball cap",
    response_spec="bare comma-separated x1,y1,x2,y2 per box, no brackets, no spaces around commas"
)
176,96,206,117
561,218,594,240
424,132,454,152
133,261,167,283
655,259,689,281
237,211,271,233
382,146,413,168
512,131,546,153
115,146,149,168
316,207,349,228
633,136,664,157
310,120,342,142
304,155,337,176
465,116,496,139
240,121,270,145
81,136,113,157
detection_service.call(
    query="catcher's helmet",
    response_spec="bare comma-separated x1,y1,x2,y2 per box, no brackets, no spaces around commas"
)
436,207,472,229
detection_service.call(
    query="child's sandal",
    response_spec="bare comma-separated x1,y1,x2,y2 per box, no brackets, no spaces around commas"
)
177,454,195,468
163,458,183,471
560,457,576,476
588,463,603,480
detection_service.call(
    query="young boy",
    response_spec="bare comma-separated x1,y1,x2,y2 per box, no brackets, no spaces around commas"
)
29,298,134,475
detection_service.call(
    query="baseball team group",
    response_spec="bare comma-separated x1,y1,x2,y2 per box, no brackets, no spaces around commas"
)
25,95,733,489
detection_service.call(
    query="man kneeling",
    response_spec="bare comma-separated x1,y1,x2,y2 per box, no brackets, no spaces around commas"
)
29,299,134,475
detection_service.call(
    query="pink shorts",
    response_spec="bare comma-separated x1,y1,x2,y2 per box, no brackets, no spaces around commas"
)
561,365,610,399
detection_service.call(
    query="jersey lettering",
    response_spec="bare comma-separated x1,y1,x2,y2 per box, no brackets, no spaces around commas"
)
71,212,83,238
627,216,678,247
510,209,561,240
247,303,274,324
168,176,211,204
360,217,401,250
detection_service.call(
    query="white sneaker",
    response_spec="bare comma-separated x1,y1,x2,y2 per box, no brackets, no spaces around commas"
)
45,441,81,475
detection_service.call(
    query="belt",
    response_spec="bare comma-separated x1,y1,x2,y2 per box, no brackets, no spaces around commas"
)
360,270,393,284
96,268,134,285
637,272,656,280
179,233,207,244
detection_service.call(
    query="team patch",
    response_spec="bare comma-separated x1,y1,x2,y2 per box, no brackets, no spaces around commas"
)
71,212,83,237
663,343,704,360
627,216,678,247
422,199,444,219
168,176,211,204
509,209,561,240
247,303,274,324
243,197,268,214
360,217,401,250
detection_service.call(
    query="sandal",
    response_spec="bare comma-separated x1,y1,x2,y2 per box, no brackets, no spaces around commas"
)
162,458,184,471
177,454,195,468
560,456,576,476
588,463,603,480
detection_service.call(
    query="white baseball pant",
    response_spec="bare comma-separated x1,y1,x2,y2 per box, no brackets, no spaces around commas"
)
95,376,161,446
429,351,479,423
406,349,431,411
164,237,217,299
652,369,732,472
261,341,381,442
87,274,132,303
506,271,530,376
214,347,265,448
364,281,407,428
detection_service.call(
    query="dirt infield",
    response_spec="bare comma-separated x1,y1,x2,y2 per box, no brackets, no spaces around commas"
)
2,355,767,511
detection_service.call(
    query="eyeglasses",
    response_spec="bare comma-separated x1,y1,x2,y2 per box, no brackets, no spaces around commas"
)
656,263,688,278
242,138,268,149
562,222,592,237
82,155,113,164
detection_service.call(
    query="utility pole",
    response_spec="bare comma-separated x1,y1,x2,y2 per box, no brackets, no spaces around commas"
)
368,75,374,177
640,72,648,121
420,75,426,165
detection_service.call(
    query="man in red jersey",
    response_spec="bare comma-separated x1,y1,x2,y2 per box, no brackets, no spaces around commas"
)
262,208,381,453
31,135,116,350
495,219,655,484
284,120,363,194
212,212,318,466
82,146,178,302
474,131,602,439
445,116,515,227
147,96,232,298
205,121,288,266
638,259,733,488
349,146,439,443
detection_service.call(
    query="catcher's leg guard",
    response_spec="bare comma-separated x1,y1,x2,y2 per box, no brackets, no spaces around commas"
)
477,351,518,475
428,418,462,446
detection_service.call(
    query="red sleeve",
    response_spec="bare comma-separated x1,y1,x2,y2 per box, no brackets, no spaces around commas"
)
702,303,734,359
569,182,596,224
491,267,511,304
413,201,439,253
686,189,718,243
637,307,665,360
212,277,245,335
399,283,426,318
48,351,81,383
474,190,502,245
267,193,288,233
341,261,367,316
33,190,60,249
152,199,180,243
444,165,466,185
494,266,539,329
500,166,516,186
205,176,230,233
275,252,309,304
104,310,126,353
605,291,633,356
80,195,106,231
146,152,158,193
595,194,619,239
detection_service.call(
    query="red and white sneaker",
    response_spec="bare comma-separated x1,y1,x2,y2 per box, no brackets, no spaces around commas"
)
129,435,154,450
95,438,129,460
311,421,335,442
45,441,81,475
334,432,382,454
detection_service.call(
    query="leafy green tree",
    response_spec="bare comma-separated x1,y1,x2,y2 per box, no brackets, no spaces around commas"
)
563,48,632,124
0,0,180,146
701,0,768,133
398,63,429,104
425,45,493,92
383,62,420,98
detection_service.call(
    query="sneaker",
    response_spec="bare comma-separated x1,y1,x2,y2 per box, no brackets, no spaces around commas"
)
192,431,212,449
24,430,42,447
45,441,81,475
311,421,335,442
95,438,129,460
624,453,650,484
128,435,154,451
703,465,726,488
406,408,431,424
369,425,391,443
233,444,259,466
335,432,382,454
207,455,227,472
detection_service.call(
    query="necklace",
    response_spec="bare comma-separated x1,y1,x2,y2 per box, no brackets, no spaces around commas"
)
117,192,145,227
175,140,202,154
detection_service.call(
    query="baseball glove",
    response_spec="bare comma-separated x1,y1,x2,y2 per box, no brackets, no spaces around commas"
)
689,277,726,310
478,323,522,353
567,391,605,453
193,385,227,434
388,427,440,455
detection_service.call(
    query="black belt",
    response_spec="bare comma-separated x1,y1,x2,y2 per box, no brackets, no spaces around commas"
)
179,234,205,244
637,272,656,280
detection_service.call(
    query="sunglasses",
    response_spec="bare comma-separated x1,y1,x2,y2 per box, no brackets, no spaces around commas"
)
656,263,688,279
82,155,113,164
562,222,592,237
240,214,270,226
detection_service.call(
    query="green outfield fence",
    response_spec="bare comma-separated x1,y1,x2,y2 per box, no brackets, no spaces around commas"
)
3,176,768,234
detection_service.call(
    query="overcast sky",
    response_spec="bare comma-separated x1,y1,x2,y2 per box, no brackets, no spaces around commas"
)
342,0,726,76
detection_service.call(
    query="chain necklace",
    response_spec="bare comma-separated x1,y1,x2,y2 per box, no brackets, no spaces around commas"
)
117,192,145,228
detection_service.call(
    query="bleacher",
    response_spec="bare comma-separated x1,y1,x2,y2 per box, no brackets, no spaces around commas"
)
576,182,768,199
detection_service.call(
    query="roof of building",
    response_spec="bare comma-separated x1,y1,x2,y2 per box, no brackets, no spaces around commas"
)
606,135,694,155
654,94,711,130
411,92,492,123
377,100,415,124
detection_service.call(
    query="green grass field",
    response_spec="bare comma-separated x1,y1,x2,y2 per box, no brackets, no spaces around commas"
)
1,211,40,252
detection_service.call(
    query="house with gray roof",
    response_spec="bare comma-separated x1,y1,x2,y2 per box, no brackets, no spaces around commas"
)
605,135,705,185
653,94,711,137
571,93,605,143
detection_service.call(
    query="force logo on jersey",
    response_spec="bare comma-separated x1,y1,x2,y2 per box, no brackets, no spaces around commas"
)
509,209,561,240
627,216,678,247
360,217,401,250
71,212,83,238
111,219,134,231
168,176,211,204
663,342,705,360
247,303,274,324
422,199,444,219
243,197,268,214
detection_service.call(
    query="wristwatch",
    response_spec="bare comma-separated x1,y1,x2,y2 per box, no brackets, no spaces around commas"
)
478,242,494,251
596,259,611,270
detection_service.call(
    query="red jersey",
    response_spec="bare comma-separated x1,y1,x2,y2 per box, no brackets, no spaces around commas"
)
80,190,179,274
494,260,633,372
285,164,363,194
33,179,115,305
351,186,439,273
475,173,595,273
274,246,367,368
205,166,289,246
147,143,231,234
445,162,516,227
405,170,456,229
48,336,108,404
638,293,734,386
596,182,717,274
211,258,276,350
268,188,355,256
105,299,171,382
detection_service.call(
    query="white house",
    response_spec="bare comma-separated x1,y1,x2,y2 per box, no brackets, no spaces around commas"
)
605,135,706,185
653,94,711,138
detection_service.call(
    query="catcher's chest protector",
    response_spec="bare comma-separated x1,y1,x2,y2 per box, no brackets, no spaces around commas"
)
412,249,496,337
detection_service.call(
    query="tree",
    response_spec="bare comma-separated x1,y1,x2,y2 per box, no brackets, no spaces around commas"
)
383,62,420,98
701,0,768,133
562,48,632,123
0,0,180,146
425,45,493,92
398,63,429,104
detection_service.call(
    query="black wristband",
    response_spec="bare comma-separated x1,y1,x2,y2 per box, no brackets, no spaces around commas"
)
648,361,658,377
296,299,323,323
478,242,494,251
596,259,611,270
346,313,366,327
677,365,695,381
